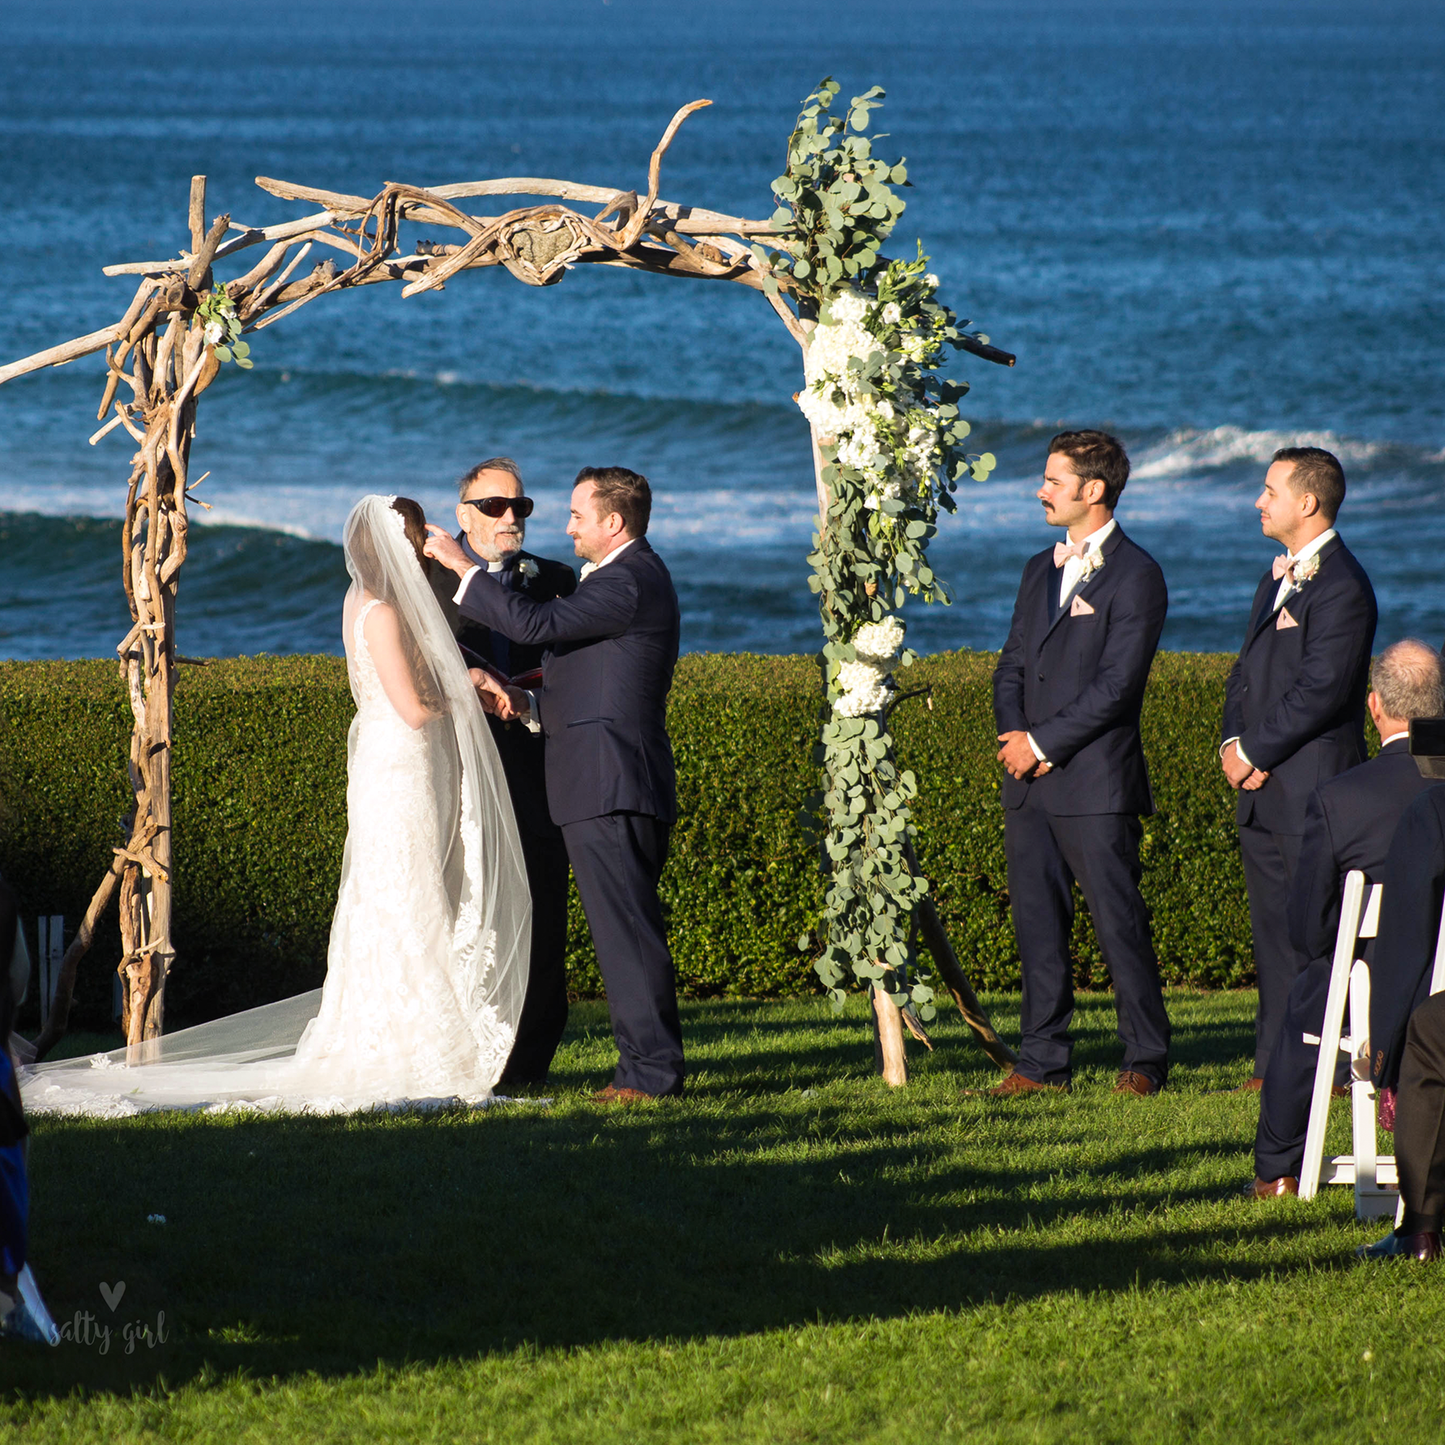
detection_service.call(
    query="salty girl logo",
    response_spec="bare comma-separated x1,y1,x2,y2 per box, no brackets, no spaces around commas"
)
57,1280,169,1355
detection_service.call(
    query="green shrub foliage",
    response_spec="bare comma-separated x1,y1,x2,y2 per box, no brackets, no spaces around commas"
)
0,652,1250,1029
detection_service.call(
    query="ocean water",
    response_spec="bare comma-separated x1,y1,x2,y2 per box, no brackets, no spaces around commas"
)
2,0,1443,660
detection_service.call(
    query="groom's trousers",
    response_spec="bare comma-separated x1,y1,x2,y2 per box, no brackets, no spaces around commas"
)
562,811,685,1097
1004,789,1171,1087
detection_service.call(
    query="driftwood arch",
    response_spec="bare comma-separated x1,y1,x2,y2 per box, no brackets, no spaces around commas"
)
2,99,1014,1078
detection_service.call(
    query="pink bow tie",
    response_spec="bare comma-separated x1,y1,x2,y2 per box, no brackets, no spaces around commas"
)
1271,554,1295,582
1054,541,1087,567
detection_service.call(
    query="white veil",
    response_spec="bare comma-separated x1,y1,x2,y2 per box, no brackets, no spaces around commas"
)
22,494,532,1115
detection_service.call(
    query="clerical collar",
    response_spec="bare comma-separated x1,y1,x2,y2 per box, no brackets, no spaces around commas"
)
459,534,510,573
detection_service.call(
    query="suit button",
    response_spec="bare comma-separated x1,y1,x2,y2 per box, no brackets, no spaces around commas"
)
1037,672,1045,681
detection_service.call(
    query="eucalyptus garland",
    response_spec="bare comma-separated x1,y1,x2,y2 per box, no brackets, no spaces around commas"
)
757,80,1001,1017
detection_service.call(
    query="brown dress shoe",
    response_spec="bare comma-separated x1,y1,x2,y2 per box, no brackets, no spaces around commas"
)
986,1072,1070,1097
1113,1070,1162,1096
1243,1175,1299,1200
1234,1076,1265,1093
593,1085,657,1105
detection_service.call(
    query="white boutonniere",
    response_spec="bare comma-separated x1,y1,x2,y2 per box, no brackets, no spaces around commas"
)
516,558,539,584
580,561,598,581
1291,553,1321,586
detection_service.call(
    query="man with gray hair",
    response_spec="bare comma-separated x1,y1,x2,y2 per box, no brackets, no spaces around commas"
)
1246,638,1445,1198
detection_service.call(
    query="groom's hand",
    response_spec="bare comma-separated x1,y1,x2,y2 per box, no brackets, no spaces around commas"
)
469,668,526,722
424,524,472,577
997,731,1041,780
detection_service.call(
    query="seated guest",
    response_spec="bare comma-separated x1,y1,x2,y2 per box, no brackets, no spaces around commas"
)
1359,990,1445,1260
1246,639,1444,1199
0,877,41,1340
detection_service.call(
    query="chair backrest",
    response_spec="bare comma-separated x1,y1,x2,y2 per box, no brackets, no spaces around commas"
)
1360,884,1383,940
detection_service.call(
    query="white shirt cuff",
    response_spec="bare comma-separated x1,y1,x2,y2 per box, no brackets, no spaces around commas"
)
452,565,480,604
519,688,541,735
1221,736,1254,768
1026,733,1049,765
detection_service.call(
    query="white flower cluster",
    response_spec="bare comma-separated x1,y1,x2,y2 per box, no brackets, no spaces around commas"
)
833,658,891,717
832,617,904,717
796,287,944,513
852,616,905,662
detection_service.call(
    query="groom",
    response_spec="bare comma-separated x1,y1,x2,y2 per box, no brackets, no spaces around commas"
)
425,467,685,1102
429,457,576,1087
992,430,1172,1096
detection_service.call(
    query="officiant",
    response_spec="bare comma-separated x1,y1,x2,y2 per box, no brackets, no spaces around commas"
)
429,457,577,1087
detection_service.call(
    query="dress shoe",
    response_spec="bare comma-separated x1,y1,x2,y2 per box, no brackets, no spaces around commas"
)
1242,1175,1299,1200
1358,1229,1442,1262
593,1085,657,1106
1234,1076,1265,1093
1112,1070,1162,1097
985,1072,1070,1098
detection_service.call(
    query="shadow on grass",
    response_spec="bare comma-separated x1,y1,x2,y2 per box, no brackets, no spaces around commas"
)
3,990,1311,1401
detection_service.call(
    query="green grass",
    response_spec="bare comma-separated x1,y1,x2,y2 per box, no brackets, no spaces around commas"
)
1,990,1440,1444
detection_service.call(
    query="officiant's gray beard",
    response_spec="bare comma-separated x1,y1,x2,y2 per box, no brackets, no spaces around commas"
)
476,524,524,563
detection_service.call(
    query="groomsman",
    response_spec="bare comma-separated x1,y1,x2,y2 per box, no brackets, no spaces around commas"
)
429,457,577,1087
992,431,1171,1095
1222,447,1376,1084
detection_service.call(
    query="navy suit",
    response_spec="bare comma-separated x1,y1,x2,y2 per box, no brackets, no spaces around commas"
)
992,524,1171,1086
1223,535,1376,1075
430,541,577,1084
457,537,684,1096
1254,739,1438,1180
1369,787,1445,1094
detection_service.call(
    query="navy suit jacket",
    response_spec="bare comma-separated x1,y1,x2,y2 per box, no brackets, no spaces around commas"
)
1369,785,1445,1090
1287,738,1439,966
429,543,576,841
456,537,680,827
992,524,1167,816
1222,535,1376,834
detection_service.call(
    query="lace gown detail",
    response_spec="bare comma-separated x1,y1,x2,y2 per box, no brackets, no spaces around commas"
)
23,583,525,1117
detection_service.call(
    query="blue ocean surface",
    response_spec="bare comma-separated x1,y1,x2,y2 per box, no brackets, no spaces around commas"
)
2,0,1443,660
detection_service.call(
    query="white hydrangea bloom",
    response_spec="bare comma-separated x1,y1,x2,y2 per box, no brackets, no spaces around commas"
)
853,617,905,662
836,659,884,696
834,683,891,717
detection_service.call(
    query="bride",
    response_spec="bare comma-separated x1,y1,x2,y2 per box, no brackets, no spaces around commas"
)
23,495,531,1115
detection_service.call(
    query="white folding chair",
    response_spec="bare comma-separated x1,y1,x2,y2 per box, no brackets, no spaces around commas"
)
1298,871,1445,1216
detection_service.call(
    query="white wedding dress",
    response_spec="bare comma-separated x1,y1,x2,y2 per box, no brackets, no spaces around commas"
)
23,496,531,1117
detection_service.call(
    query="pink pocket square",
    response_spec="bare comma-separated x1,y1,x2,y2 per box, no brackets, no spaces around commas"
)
1276,607,1299,630
1070,595,1095,617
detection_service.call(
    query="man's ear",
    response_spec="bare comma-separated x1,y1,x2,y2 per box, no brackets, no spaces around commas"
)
455,502,469,531
1299,490,1321,518
1087,478,1107,508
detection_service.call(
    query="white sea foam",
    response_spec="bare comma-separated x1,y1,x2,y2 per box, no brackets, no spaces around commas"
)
1132,425,1392,480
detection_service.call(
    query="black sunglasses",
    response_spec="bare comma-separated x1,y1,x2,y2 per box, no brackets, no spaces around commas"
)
463,496,534,519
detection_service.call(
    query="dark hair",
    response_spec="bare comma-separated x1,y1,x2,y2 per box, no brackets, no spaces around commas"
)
1047,430,1130,509
1273,446,1346,522
390,497,431,575
575,466,651,537
458,457,524,498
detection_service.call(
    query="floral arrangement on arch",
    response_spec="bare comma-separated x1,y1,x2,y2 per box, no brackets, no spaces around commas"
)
756,79,1007,1016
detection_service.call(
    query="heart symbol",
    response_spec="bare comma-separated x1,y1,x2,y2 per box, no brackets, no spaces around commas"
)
99,1281,126,1312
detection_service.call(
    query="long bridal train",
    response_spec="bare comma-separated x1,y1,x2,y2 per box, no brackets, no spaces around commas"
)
23,495,532,1117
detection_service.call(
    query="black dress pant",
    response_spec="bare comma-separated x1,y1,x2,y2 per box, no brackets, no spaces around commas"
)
497,826,572,1086
1254,956,1349,1181
1238,823,1307,1078
562,812,684,1097
1395,992,1445,1235
1004,791,1171,1087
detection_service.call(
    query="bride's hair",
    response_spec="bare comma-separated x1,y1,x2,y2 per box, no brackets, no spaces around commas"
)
390,497,432,575
346,496,444,713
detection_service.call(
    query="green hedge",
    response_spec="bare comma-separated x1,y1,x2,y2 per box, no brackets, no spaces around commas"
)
0,652,1253,1029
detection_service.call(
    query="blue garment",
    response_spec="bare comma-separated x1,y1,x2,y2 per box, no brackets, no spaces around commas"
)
0,1057,27,1279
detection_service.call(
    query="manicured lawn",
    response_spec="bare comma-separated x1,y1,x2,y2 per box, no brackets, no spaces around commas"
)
1,990,1439,1443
